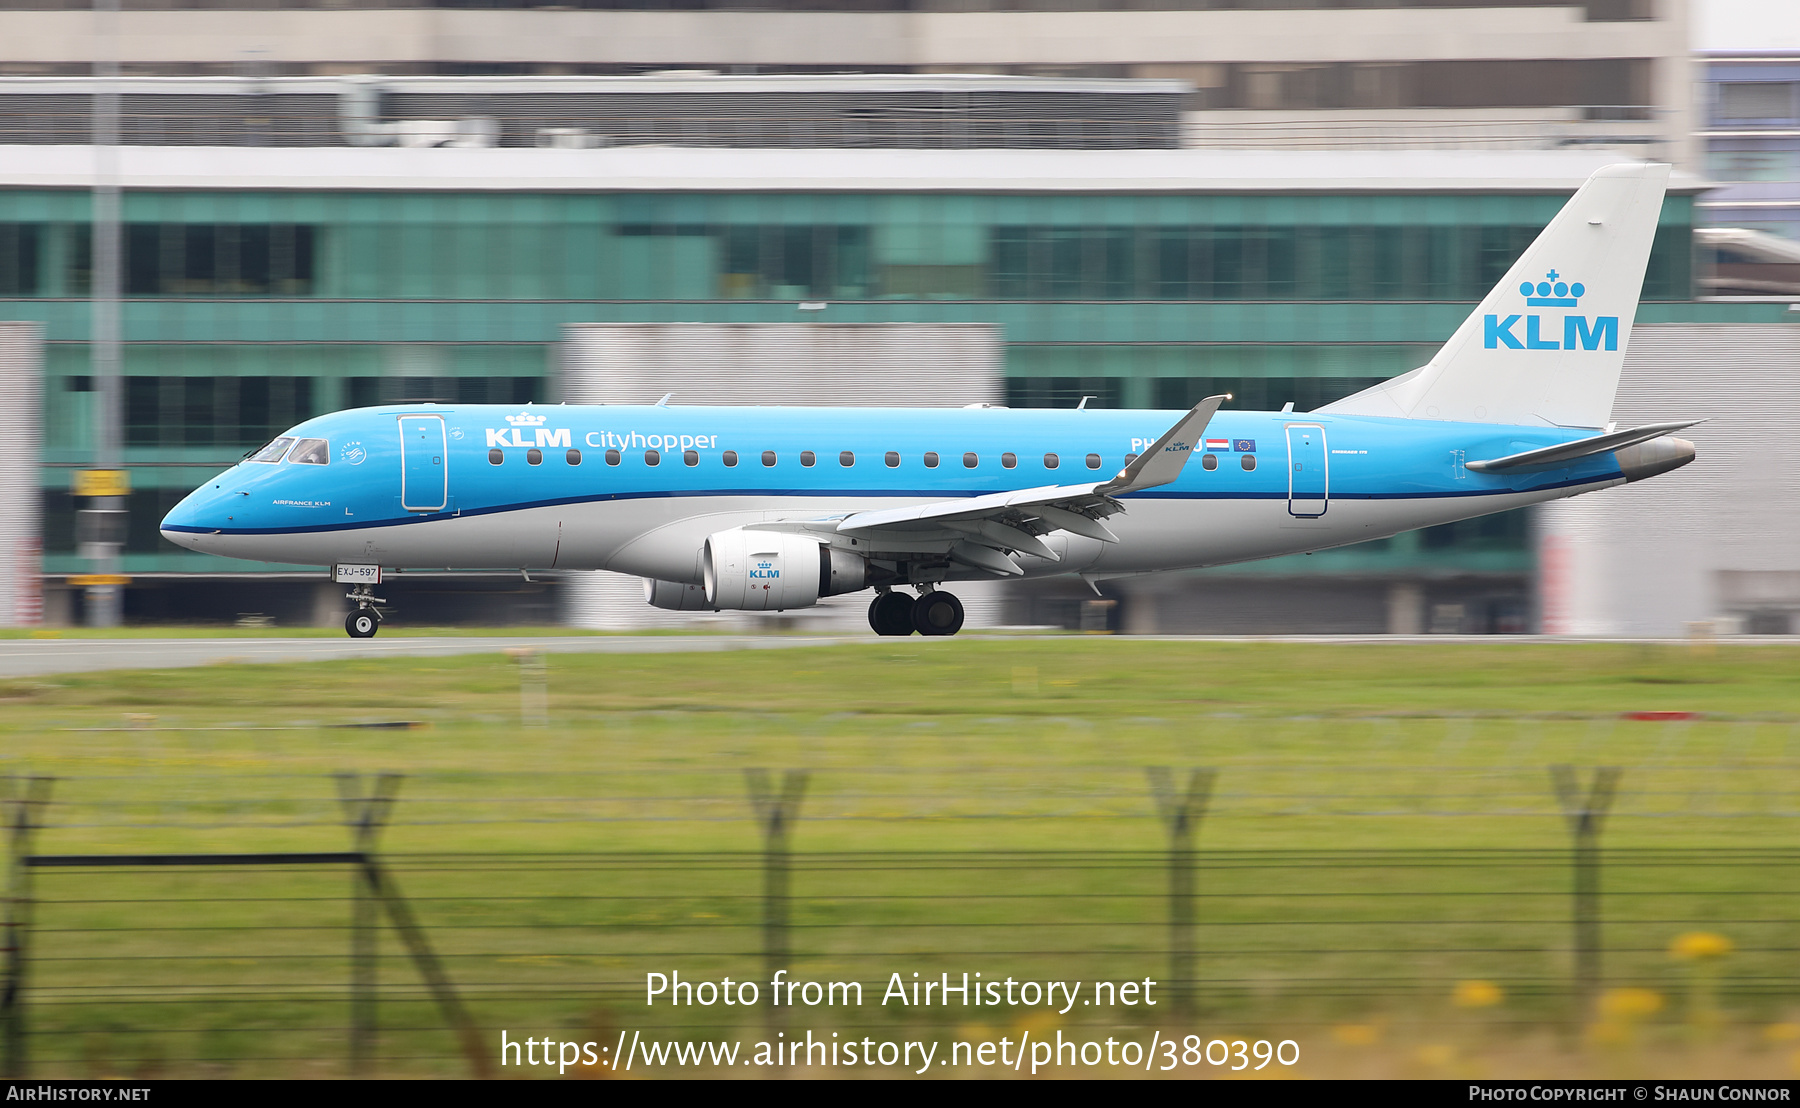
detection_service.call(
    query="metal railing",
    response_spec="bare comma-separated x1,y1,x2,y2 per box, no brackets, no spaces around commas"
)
0,110,1182,150
1183,108,1666,152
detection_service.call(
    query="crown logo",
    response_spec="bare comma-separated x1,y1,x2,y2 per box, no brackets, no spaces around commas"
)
505,412,547,426
1520,269,1585,308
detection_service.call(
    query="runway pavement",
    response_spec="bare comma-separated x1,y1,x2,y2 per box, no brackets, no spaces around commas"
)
0,634,870,679
0,632,1791,679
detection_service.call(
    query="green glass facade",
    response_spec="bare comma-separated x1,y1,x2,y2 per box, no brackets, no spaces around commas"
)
0,185,1788,581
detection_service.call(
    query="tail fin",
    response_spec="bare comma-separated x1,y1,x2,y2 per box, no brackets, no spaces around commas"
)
1320,162,1671,428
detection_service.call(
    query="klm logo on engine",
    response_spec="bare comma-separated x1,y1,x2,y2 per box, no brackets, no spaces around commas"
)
1483,270,1617,352
750,560,779,580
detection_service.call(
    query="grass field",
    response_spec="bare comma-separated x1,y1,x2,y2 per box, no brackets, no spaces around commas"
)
5,638,1800,1078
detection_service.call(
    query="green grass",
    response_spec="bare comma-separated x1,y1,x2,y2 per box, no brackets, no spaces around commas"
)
7,636,1796,715
5,640,1799,1078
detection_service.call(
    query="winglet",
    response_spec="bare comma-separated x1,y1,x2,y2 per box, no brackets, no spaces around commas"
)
1100,395,1228,495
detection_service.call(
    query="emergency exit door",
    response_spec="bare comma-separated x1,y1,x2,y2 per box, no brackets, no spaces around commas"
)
399,414,447,512
1286,424,1328,518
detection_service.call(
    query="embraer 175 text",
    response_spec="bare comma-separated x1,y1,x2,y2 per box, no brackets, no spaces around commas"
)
162,163,1697,639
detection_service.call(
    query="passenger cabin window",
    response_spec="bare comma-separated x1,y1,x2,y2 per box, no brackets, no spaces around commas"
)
645,449,660,466
1001,452,1017,469
801,451,816,467
684,450,699,466
962,452,978,468
1044,453,1059,469
566,449,581,465
884,451,899,468
290,438,330,465
1201,453,1217,471
527,448,543,465
724,450,739,467
488,448,504,465
839,451,854,467
1241,454,1256,471
762,450,776,467
1124,453,1138,466
924,452,940,468
605,449,621,466
1085,453,1101,470
248,436,294,464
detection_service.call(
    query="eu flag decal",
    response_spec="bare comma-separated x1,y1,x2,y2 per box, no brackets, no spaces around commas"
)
1233,439,1256,453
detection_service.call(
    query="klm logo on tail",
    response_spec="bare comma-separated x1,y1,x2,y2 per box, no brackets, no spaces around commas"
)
1483,270,1618,352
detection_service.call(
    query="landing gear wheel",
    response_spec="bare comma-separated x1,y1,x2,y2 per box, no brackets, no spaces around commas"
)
911,590,965,636
345,610,380,639
868,591,916,636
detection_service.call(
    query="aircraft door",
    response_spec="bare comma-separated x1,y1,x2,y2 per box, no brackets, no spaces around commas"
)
1285,423,1327,518
399,414,447,512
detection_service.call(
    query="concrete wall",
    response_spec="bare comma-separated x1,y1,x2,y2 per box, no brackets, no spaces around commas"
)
557,321,1008,632
0,7,1682,69
0,5,1691,165
0,322,41,627
1538,323,1800,637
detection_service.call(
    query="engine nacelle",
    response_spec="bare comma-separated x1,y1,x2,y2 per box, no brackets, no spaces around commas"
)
821,545,867,597
643,578,713,611
701,528,867,611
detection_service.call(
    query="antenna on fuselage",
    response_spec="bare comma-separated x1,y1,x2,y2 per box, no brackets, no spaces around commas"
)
655,393,674,407
1077,395,1094,410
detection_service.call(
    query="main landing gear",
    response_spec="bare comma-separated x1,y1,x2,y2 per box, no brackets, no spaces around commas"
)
867,588,966,637
868,591,913,636
344,584,386,639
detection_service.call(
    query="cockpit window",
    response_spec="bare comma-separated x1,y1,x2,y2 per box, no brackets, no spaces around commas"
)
248,436,295,464
290,438,330,466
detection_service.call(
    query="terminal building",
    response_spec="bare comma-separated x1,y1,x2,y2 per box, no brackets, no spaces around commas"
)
1692,40,1800,297
0,66,1793,634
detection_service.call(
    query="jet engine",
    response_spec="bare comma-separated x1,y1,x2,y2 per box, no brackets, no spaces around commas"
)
643,579,712,611
700,528,867,611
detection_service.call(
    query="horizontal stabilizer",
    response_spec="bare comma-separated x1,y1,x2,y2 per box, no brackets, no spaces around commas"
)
1464,419,1703,472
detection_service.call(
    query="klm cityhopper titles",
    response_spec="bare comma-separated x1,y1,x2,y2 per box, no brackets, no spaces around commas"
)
162,163,1697,638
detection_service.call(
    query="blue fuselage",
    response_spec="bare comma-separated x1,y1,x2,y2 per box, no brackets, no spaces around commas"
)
161,403,1624,579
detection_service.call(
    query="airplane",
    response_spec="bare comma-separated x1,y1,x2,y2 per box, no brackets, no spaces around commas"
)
161,162,1696,639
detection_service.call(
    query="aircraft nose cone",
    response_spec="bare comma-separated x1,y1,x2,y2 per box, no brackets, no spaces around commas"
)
160,483,233,550
158,526,203,552
159,505,207,552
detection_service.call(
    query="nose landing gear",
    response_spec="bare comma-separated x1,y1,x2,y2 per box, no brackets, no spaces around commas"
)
344,585,385,638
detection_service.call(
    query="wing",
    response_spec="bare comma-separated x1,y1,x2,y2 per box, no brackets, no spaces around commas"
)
793,396,1228,578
